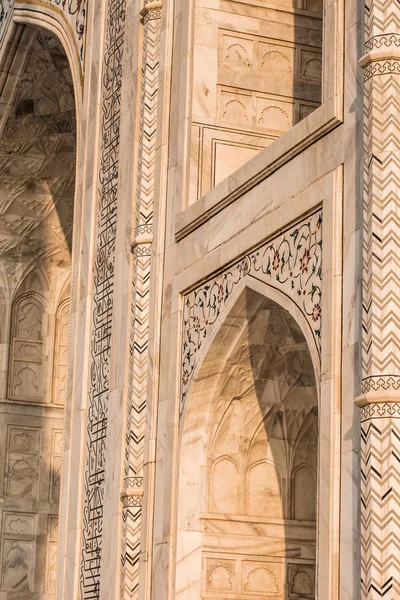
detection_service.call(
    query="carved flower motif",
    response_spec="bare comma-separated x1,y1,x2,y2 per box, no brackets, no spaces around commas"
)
300,249,310,273
182,369,189,385
312,303,321,322
272,250,280,271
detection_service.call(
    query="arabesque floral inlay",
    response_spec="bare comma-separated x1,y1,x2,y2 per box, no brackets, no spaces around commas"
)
0,0,87,68
181,210,322,409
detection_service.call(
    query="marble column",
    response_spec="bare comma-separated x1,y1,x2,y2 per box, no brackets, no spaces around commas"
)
120,1,162,598
358,0,400,595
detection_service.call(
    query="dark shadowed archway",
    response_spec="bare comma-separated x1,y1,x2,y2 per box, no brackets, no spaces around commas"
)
0,25,76,598
175,285,319,600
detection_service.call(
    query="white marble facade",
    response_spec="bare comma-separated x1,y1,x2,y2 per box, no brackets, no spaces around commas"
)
0,0,394,596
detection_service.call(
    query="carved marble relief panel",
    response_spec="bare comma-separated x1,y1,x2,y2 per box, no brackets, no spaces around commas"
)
53,299,69,405
9,294,45,402
190,0,323,201
46,515,59,592
0,511,36,593
1,540,34,591
49,430,63,504
4,426,40,499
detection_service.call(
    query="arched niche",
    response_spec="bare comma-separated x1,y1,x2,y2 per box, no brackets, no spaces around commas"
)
8,291,47,402
52,284,71,406
175,281,319,600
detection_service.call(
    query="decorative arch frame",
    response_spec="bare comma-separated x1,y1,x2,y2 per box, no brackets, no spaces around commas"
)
175,183,343,600
181,209,323,417
0,2,84,268
8,290,48,402
11,2,85,92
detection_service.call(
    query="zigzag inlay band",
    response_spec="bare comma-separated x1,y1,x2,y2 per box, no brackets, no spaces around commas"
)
362,50,400,386
360,0,400,596
120,6,161,600
360,407,400,597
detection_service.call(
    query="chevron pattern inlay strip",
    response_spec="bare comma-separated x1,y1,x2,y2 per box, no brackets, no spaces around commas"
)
362,40,400,391
361,0,400,596
120,8,161,600
360,406,400,598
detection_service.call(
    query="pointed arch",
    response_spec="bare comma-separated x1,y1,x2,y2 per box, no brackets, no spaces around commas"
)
8,291,47,401
176,282,319,599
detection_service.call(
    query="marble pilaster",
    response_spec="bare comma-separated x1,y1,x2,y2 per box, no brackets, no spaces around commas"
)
120,1,163,598
359,0,400,593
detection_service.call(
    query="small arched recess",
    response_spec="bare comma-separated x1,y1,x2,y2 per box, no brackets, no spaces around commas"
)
176,279,321,600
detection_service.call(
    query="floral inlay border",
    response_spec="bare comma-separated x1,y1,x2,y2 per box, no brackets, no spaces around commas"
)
181,209,323,410
0,0,87,70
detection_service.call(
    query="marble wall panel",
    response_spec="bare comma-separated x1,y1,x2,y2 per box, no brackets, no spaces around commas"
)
46,515,59,592
0,509,37,594
49,430,63,504
1,539,34,591
52,300,69,406
4,425,40,499
189,2,323,202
